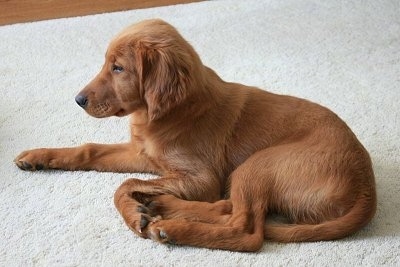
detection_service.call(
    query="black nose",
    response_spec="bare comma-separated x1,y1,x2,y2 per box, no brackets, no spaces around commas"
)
75,95,88,108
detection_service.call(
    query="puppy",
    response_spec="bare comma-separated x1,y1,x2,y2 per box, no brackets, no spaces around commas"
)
15,19,376,251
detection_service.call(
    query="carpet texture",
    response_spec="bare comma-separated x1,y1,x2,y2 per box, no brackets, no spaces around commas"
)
1,0,399,265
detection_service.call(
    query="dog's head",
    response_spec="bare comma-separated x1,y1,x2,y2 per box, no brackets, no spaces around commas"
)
75,19,201,121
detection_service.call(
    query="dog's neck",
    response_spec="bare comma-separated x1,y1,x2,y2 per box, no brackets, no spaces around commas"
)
130,109,149,126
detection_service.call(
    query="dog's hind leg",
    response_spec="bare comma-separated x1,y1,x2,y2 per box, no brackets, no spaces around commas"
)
146,152,271,251
144,194,233,224
147,198,266,251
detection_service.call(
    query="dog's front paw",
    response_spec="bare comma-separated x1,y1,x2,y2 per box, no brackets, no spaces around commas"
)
14,149,50,171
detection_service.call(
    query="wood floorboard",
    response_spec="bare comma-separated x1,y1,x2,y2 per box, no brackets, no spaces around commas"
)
0,0,202,25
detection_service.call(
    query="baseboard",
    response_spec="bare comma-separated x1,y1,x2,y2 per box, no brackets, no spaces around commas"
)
0,0,202,26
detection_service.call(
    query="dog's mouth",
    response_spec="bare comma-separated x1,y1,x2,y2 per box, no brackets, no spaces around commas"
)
84,102,116,118
115,109,127,117
89,103,129,118
90,102,110,116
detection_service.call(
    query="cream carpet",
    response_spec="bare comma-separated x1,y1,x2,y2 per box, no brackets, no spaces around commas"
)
1,0,399,265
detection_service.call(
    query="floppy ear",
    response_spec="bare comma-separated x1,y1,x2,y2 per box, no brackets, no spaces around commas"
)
136,42,191,121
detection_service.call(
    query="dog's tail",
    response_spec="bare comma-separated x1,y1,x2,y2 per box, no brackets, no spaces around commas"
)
264,192,376,242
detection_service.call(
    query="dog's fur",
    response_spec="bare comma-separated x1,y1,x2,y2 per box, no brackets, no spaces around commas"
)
15,19,376,251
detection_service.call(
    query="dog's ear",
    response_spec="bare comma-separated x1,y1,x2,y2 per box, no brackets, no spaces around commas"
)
136,42,191,121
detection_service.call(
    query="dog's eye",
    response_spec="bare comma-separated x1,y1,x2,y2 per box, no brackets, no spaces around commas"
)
112,65,124,73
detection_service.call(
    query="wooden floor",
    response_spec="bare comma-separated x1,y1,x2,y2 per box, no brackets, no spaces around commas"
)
0,0,201,26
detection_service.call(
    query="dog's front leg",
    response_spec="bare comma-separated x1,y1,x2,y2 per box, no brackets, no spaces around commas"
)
14,143,158,173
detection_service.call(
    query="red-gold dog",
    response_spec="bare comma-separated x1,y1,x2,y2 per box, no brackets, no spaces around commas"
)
15,19,376,251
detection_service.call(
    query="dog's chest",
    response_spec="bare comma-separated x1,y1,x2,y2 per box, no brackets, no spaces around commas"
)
130,123,163,159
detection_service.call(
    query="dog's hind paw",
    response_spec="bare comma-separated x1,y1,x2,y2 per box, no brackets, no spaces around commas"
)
148,225,175,244
136,211,161,234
